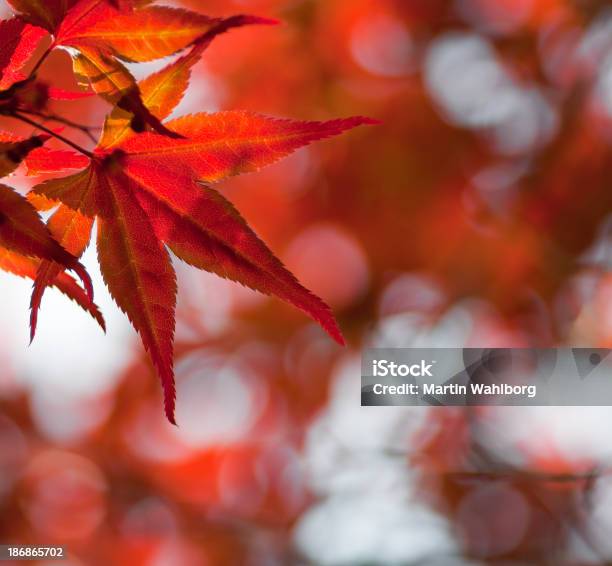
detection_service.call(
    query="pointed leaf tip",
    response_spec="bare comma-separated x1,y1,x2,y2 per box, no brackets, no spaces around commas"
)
29,266,105,344
165,396,177,426
330,326,346,347
233,15,281,27
360,116,382,126
71,261,94,303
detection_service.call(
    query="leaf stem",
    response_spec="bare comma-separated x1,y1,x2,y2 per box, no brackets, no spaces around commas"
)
19,109,99,143
11,112,94,159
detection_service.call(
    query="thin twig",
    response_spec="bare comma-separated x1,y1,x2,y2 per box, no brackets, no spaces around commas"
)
20,109,99,143
11,112,94,159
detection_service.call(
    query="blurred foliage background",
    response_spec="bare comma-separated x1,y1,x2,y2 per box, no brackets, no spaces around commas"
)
3,0,612,564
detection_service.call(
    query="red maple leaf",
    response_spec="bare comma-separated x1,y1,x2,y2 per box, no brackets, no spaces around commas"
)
0,0,377,423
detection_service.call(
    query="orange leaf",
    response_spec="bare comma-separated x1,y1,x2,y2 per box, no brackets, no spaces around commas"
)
72,46,180,138
0,132,81,179
30,204,95,340
99,15,277,149
55,0,153,39
25,147,90,175
121,112,378,182
0,183,93,300
28,163,102,217
70,6,218,63
0,18,47,90
0,133,49,178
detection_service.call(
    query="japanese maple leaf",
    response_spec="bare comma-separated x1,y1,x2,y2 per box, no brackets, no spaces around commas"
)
29,57,375,423
26,14,276,342
5,0,276,137
0,16,46,90
0,132,98,322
